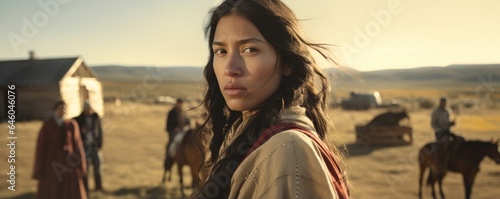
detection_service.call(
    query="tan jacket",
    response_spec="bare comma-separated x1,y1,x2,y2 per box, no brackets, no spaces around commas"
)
218,107,339,199
431,107,452,132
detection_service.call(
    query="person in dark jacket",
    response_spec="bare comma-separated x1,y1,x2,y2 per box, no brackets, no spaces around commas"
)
163,99,190,176
166,99,190,135
74,101,104,192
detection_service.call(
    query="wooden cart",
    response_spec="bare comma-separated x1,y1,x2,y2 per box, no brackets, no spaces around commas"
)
355,125,413,146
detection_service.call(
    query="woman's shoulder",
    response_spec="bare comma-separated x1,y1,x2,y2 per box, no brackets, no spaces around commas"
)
248,127,322,163
234,127,334,198
265,128,320,152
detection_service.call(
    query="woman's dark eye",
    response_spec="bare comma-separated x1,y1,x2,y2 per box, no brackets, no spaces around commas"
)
243,48,257,53
214,49,226,55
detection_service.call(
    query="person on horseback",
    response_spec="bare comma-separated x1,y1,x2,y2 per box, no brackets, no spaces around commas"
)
431,97,455,139
164,98,190,174
431,97,462,171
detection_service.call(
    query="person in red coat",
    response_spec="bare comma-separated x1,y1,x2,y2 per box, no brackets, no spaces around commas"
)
32,100,87,199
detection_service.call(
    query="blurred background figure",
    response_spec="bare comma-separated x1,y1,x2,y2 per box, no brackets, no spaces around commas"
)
33,100,87,199
431,97,461,173
431,97,456,140
163,98,190,180
74,101,104,192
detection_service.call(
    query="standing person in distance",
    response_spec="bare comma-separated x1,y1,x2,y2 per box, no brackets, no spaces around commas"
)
74,101,104,192
33,100,87,199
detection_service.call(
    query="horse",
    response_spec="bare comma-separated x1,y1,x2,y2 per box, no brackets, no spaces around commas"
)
418,139,500,199
161,126,205,196
366,110,409,127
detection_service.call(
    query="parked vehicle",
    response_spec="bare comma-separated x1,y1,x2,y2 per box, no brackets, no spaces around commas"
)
341,91,382,110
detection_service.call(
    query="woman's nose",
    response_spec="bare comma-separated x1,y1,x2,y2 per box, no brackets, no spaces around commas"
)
224,52,243,77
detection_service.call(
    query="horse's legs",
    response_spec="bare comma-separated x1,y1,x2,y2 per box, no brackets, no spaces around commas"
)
438,173,446,199
163,142,174,183
178,164,185,197
428,170,437,199
166,160,174,181
162,169,167,184
462,172,477,199
162,161,174,183
430,179,436,199
418,152,427,199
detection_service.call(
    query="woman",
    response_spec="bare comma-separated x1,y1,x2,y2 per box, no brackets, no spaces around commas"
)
192,0,349,198
33,101,87,199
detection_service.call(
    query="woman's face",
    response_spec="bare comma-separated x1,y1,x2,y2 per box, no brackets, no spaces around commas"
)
55,104,66,118
212,13,284,114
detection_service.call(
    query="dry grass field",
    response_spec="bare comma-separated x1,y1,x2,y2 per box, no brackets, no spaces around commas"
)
1,82,499,199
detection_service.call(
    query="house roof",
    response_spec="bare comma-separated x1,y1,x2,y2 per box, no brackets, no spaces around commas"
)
0,57,96,85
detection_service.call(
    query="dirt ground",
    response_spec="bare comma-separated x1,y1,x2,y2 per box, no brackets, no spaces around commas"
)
1,102,499,199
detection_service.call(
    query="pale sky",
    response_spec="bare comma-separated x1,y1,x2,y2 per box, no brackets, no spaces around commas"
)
1,0,499,71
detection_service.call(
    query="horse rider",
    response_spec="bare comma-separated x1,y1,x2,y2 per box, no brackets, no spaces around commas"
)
164,99,190,172
431,97,462,171
431,97,455,139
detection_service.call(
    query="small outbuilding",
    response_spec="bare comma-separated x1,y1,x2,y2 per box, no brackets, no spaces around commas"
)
0,52,104,121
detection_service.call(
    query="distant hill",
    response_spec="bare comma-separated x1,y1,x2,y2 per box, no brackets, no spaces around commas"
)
91,65,204,82
91,64,500,89
330,64,500,89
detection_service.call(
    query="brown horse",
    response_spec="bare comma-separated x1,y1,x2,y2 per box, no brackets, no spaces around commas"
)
366,110,409,127
161,126,205,196
418,139,500,199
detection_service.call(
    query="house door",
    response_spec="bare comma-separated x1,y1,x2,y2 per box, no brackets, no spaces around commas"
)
80,86,89,102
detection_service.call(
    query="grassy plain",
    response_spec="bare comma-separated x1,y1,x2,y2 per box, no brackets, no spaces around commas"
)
1,81,499,199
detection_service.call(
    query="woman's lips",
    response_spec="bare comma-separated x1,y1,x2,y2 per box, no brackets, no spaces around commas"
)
224,84,247,96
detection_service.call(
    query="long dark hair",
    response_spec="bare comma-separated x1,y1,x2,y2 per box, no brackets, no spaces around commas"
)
192,0,344,198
